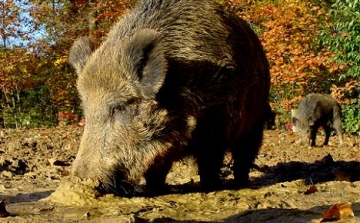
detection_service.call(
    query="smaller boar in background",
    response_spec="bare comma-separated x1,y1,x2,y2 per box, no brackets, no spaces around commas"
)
291,93,344,147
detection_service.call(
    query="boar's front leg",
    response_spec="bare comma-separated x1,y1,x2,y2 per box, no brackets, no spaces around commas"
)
323,124,331,146
144,155,174,193
309,125,318,147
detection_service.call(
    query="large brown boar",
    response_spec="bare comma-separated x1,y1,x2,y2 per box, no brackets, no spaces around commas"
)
69,0,270,195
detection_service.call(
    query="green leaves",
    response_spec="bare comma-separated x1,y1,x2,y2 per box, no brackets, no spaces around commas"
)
317,0,360,133
321,0,360,80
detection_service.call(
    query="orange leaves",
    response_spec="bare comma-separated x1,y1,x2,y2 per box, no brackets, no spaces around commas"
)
321,202,354,222
245,1,325,88
235,0,332,85
226,0,342,118
331,81,359,104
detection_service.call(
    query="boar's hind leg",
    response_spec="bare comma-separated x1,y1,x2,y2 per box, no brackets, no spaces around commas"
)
231,123,263,188
333,105,344,145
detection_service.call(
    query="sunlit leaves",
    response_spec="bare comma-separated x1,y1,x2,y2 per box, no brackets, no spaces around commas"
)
227,0,336,112
318,0,360,134
225,0,359,131
321,0,360,81
0,0,38,47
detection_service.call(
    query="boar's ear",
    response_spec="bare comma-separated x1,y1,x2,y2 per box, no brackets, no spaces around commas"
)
121,29,167,98
291,109,298,118
69,37,95,75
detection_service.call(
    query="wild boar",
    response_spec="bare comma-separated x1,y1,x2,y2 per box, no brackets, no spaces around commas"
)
69,0,270,195
292,93,343,147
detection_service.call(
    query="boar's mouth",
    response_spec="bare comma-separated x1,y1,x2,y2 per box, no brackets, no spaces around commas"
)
96,171,136,197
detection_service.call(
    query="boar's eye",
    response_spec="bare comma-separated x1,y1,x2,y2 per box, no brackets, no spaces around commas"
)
110,99,138,123
110,104,126,118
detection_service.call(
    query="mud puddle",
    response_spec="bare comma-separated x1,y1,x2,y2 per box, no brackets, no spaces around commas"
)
2,179,360,222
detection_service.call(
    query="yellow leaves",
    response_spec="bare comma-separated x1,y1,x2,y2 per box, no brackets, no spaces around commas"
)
3,64,15,73
236,0,333,94
54,56,68,67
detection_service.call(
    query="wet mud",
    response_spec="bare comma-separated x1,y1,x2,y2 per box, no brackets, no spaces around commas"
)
0,126,359,222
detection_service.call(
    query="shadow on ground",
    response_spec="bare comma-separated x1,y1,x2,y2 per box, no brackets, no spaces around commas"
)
253,154,360,186
108,203,360,223
138,154,360,197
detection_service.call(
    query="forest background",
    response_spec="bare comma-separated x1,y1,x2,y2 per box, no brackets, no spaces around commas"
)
0,0,359,134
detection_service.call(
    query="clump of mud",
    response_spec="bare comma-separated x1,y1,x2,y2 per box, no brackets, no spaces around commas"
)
42,180,101,205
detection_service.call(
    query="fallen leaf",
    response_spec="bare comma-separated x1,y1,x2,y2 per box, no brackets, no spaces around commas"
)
304,185,318,195
320,202,354,222
59,169,70,176
78,119,85,127
48,157,57,167
304,178,318,195
0,199,10,217
48,158,70,167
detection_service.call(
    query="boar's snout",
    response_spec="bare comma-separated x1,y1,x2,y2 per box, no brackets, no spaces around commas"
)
71,154,90,179
71,151,133,195
71,130,106,184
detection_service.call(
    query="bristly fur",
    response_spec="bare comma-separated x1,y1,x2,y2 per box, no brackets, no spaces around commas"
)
69,0,270,194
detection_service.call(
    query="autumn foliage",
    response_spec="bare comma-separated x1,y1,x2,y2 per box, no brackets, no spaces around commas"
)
225,0,359,132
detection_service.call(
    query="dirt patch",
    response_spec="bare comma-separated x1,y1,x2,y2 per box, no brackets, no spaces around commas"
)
0,126,360,222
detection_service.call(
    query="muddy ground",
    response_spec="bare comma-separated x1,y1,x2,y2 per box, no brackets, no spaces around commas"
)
0,125,359,222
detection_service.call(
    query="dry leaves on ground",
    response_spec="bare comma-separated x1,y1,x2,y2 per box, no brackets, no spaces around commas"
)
304,185,318,195
48,158,71,167
320,202,354,222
